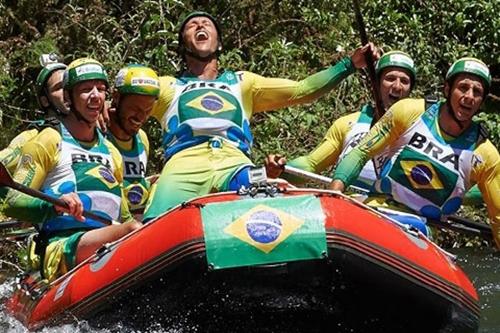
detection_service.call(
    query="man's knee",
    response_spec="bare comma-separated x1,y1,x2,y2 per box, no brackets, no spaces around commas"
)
227,165,265,191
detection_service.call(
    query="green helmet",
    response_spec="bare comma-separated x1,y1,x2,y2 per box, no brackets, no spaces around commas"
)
63,58,109,90
35,62,67,108
445,57,491,94
376,51,417,86
177,11,222,56
114,64,160,97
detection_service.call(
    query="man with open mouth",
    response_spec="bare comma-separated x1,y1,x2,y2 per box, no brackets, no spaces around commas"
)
142,11,379,222
330,57,500,249
3,58,142,282
264,50,416,193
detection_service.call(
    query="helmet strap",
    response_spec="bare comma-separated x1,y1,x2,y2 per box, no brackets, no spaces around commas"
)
44,95,67,117
445,99,465,131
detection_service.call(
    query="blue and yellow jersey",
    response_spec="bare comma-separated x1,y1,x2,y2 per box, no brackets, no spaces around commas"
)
0,118,62,177
0,128,39,174
287,111,361,181
334,98,500,248
0,128,39,199
3,123,133,232
287,104,386,189
107,129,150,211
152,58,356,160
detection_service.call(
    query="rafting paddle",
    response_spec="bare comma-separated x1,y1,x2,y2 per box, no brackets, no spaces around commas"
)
352,0,385,121
0,162,117,226
0,220,26,230
1,227,37,241
283,165,493,240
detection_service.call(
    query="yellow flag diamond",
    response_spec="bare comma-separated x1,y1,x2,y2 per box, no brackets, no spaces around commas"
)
401,160,444,190
186,92,236,115
85,166,118,189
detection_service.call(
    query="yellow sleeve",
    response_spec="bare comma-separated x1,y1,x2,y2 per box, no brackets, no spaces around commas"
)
288,112,358,177
239,57,355,115
0,129,39,174
471,140,500,248
359,99,424,156
12,128,59,188
334,98,425,185
3,128,60,224
106,140,134,223
151,76,177,123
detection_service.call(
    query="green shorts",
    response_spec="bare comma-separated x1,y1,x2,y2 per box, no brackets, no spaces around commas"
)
143,140,252,221
43,230,86,282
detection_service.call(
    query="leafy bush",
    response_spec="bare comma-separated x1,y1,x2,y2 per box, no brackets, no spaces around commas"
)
0,0,498,170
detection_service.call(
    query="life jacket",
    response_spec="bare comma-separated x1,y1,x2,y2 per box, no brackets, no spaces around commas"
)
338,104,388,190
373,100,482,219
107,131,149,211
160,70,252,161
40,123,122,234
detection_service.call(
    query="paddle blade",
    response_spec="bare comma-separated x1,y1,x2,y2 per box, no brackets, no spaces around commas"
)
0,162,14,187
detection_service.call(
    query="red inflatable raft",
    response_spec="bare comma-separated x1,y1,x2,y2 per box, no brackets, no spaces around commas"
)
6,187,480,332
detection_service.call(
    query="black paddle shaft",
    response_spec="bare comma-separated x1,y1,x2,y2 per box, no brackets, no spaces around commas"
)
447,215,493,238
283,165,493,240
352,0,385,121
0,162,113,225
427,218,492,240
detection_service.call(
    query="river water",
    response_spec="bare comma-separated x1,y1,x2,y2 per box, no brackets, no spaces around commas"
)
452,248,500,333
0,248,498,332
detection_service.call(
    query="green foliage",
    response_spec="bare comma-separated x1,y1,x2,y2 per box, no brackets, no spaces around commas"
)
0,0,498,166
475,112,500,146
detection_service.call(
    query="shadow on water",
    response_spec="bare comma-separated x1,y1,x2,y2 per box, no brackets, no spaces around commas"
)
0,248,498,333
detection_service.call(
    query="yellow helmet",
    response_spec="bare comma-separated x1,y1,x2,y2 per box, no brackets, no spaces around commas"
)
114,64,160,97
63,58,108,90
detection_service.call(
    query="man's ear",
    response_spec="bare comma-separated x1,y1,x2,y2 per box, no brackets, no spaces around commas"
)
443,82,450,99
111,91,120,111
40,96,49,108
64,90,71,105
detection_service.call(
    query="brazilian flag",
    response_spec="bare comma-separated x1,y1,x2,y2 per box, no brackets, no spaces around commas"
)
202,195,327,270
72,163,121,196
388,148,458,206
179,89,242,125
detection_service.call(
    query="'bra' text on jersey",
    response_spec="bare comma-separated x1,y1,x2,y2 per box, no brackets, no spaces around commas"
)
72,154,112,169
408,133,459,171
181,82,231,93
124,161,146,177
